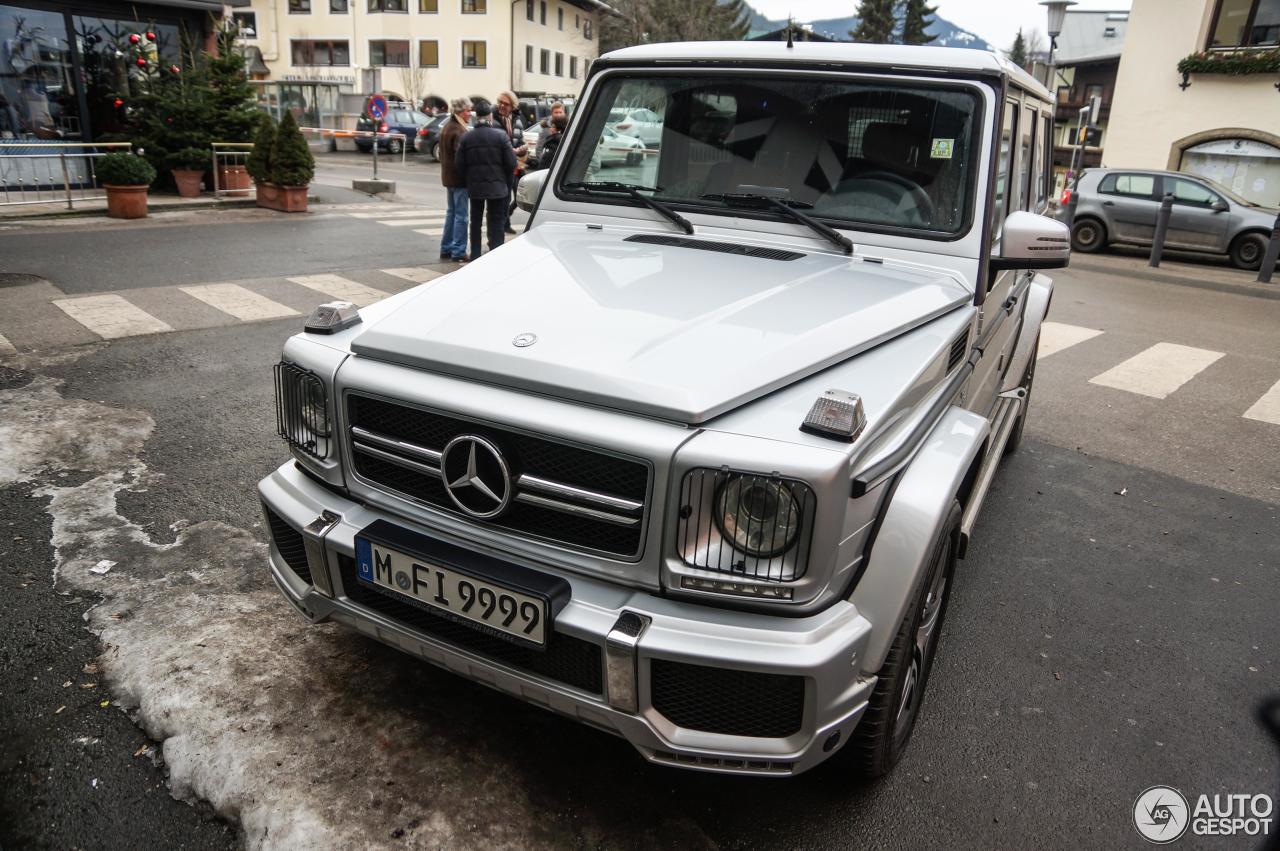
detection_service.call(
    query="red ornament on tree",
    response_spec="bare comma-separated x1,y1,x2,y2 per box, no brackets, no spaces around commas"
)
135,57,147,67
113,98,124,109
169,65,180,74
146,31,156,41
129,33,140,44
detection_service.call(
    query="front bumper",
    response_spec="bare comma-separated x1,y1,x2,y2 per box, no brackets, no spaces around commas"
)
259,461,876,776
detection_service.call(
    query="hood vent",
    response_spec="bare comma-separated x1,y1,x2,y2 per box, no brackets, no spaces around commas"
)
625,234,803,262
947,327,970,372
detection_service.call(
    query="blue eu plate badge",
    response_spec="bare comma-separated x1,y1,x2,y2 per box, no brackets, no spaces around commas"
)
355,537,374,581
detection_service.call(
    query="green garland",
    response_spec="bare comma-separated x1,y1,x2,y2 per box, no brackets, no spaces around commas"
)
1177,49,1280,76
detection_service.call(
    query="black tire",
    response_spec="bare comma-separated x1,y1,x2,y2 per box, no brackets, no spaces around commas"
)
430,142,440,161
387,138,404,155
1004,332,1038,457
1070,217,1105,253
1229,232,1268,271
850,500,961,779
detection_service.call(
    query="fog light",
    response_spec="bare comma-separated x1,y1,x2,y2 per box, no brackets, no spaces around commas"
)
680,576,793,599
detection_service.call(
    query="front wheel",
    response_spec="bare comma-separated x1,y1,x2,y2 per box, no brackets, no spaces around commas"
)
387,138,404,155
1070,217,1105,253
849,500,960,779
1229,232,1268,270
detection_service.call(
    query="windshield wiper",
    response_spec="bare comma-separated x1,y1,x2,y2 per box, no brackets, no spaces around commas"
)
563,181,694,235
703,192,853,255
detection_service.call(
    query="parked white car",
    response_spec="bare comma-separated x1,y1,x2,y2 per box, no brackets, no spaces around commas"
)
261,41,1067,780
596,126,645,166
608,107,663,147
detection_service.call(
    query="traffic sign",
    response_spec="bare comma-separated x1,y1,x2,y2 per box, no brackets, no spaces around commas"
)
367,94,387,120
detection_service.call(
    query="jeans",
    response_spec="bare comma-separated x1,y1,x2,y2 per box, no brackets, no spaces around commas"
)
470,196,506,259
441,186,469,258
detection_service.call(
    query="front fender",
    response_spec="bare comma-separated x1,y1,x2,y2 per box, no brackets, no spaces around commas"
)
1001,272,1054,392
849,406,990,675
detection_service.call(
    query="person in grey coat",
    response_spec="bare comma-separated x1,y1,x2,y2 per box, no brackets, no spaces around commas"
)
455,100,518,260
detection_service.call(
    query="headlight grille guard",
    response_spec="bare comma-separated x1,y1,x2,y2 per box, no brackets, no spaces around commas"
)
274,361,330,460
675,467,816,583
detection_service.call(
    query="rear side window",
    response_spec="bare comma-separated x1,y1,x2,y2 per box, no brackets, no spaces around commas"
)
1099,173,1155,198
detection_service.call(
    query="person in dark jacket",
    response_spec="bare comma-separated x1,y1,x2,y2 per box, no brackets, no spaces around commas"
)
538,113,568,170
494,91,526,234
437,96,472,262
455,100,518,260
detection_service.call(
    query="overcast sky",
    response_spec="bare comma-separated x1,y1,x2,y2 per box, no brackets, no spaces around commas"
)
747,0,1133,52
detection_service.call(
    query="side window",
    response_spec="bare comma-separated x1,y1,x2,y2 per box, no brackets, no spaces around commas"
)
991,100,1017,244
1169,177,1218,207
1102,173,1156,198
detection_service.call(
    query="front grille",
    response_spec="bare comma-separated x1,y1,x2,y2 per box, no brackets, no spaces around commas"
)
337,555,603,695
265,506,312,584
650,659,805,738
347,394,650,558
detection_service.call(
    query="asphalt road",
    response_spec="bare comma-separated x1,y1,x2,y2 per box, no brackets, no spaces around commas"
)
1,191,1278,849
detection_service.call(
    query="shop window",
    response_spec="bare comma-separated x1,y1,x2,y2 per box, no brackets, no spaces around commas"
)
1209,0,1280,48
369,40,410,66
74,15,181,140
2,6,79,141
419,40,439,67
462,40,486,68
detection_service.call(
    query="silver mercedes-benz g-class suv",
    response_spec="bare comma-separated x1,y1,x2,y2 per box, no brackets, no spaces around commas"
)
259,41,1068,777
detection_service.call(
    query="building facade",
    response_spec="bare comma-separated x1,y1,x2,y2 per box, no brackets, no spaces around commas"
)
1105,0,1280,207
234,0,602,112
0,0,222,142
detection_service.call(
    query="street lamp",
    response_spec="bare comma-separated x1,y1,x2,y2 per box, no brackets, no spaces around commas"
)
1040,0,1076,65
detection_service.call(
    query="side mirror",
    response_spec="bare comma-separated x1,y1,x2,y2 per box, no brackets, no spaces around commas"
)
516,168,546,212
1211,199,1229,213
990,211,1071,273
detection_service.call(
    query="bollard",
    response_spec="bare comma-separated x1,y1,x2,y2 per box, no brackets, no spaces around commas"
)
1149,193,1174,268
1258,212,1280,284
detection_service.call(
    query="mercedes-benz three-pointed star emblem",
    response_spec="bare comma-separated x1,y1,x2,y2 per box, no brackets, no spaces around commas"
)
440,434,513,519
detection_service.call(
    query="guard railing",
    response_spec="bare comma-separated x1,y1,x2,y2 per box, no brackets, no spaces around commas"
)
0,141,133,209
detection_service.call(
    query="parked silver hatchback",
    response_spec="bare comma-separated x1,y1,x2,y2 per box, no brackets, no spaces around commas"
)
1067,167,1279,269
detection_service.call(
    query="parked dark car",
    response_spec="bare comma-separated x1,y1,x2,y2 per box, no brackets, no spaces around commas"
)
414,114,451,160
355,105,433,154
1065,168,1280,270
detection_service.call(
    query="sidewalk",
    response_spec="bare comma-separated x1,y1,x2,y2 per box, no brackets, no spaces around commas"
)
1068,251,1280,300
0,183,388,221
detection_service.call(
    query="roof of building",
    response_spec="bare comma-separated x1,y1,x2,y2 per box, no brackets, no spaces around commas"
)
598,41,1051,97
1054,9,1129,65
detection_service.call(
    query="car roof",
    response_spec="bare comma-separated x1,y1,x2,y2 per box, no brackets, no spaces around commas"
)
596,41,1050,98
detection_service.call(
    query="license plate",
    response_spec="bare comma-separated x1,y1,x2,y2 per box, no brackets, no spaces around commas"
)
355,537,549,645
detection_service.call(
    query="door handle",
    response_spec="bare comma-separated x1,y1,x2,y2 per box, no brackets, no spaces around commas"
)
1102,200,1115,206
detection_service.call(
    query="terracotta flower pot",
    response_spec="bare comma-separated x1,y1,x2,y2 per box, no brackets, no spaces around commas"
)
255,181,280,209
172,168,203,198
104,184,149,219
255,181,308,213
217,164,251,196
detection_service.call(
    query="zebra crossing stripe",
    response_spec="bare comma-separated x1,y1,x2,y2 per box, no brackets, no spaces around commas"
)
53,294,173,340
382,267,444,284
413,229,444,237
378,218,448,227
287,274,389,307
0,332,14,355
349,210,445,219
180,284,299,321
1244,378,1280,426
1037,321,1104,359
1089,342,1224,399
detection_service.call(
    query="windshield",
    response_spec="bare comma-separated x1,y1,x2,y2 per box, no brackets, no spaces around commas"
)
559,74,982,235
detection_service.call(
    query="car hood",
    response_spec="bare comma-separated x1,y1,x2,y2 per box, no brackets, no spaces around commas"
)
350,224,970,424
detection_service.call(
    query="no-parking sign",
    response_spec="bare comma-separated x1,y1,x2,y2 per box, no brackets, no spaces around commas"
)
367,94,387,120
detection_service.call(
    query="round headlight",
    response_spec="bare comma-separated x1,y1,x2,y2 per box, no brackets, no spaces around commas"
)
714,476,803,558
301,381,330,437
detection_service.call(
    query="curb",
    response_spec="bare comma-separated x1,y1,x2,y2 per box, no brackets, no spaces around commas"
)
1069,259,1280,301
0,197,256,222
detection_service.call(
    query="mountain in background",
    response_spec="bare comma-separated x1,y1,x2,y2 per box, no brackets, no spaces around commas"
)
744,4,993,51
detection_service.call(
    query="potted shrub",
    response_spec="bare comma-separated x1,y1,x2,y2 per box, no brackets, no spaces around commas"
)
96,152,157,219
268,111,315,213
169,147,208,198
246,114,279,209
